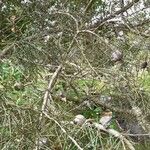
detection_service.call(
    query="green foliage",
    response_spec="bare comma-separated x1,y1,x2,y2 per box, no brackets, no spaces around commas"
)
0,60,41,106
75,79,105,92
139,72,150,92
82,106,102,121
1,0,150,149
0,60,24,81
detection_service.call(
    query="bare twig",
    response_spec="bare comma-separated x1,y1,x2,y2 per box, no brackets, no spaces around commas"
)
0,43,14,59
90,96,135,116
83,0,95,14
79,29,114,52
39,65,63,122
93,123,135,150
89,0,140,30
35,65,63,150
43,112,83,150
68,100,93,113
53,12,79,32
93,95,150,134
75,38,99,76
131,106,150,134
123,133,150,137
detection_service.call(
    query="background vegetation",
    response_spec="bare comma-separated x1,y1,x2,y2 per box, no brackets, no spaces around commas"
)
0,0,150,149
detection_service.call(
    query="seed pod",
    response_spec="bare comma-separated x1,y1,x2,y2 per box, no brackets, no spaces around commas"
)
14,82,24,91
60,91,67,102
73,114,86,125
111,50,123,62
57,91,67,102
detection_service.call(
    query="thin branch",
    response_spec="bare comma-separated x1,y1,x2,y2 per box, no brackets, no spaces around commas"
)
53,12,79,32
83,0,95,14
123,133,150,137
93,95,150,133
43,112,83,150
88,96,135,116
39,65,63,122
75,38,99,76
89,0,140,30
79,29,114,52
131,106,150,133
0,43,14,59
93,123,135,150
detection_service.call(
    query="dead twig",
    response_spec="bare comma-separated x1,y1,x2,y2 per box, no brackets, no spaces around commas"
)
131,106,150,134
53,12,79,32
123,133,150,137
35,65,63,150
93,123,135,150
89,0,139,30
0,43,14,59
43,112,83,150
39,65,63,122
83,0,95,14
91,96,135,116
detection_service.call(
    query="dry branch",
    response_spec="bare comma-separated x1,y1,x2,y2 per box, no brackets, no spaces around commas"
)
84,0,95,14
89,0,140,30
91,123,135,150
39,64,63,121
93,96,150,135
90,96,135,116
131,106,150,134
43,112,83,150
0,44,14,59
